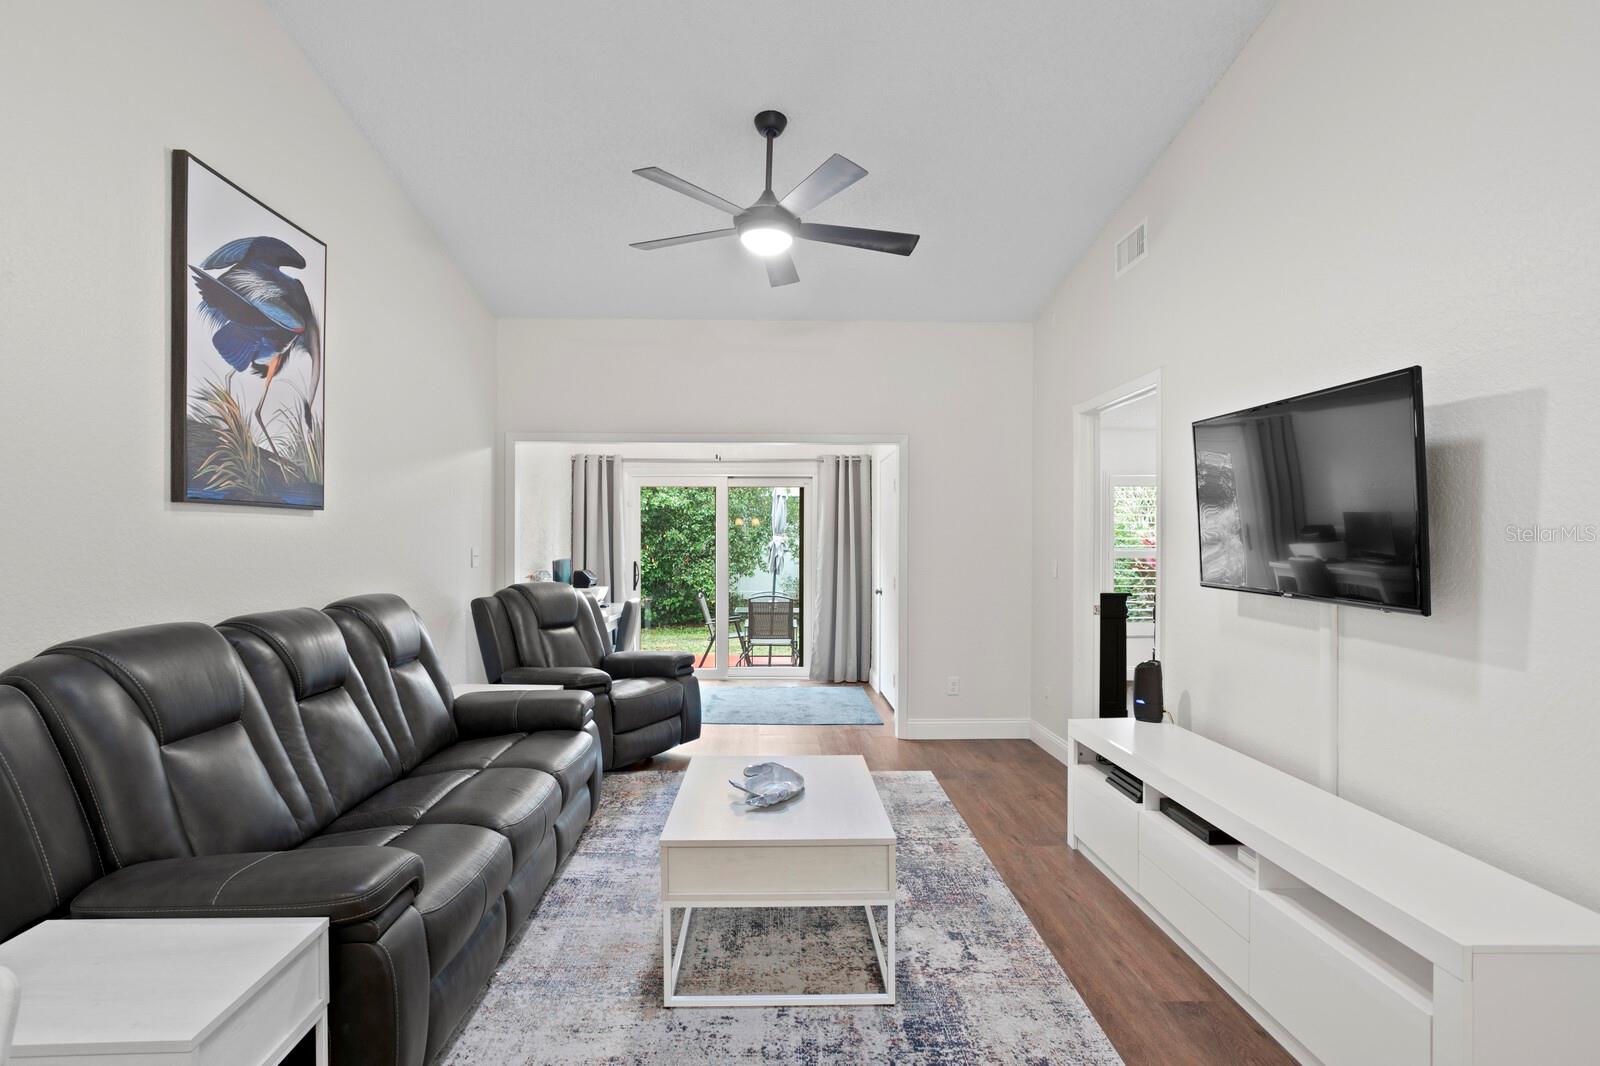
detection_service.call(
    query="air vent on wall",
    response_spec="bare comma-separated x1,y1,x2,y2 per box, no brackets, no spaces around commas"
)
1115,221,1147,277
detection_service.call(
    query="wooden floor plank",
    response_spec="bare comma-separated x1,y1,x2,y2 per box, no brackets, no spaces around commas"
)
631,680,1292,1066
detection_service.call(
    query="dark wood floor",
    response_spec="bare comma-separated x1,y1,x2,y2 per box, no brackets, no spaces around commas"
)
631,680,1293,1066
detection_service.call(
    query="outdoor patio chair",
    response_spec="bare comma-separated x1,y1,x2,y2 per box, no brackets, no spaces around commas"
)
698,591,750,666
616,596,641,651
744,593,798,666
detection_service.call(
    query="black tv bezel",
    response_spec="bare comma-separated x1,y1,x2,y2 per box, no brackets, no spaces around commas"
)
1191,366,1431,617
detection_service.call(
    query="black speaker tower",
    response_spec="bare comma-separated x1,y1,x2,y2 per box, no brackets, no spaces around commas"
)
1098,592,1129,717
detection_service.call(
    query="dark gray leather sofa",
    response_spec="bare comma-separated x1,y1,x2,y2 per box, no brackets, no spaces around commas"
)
0,593,600,1066
471,582,702,769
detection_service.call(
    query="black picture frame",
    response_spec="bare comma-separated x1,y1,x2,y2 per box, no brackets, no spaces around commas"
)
171,150,327,509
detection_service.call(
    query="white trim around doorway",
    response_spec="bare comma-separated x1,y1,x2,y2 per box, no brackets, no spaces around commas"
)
501,432,912,738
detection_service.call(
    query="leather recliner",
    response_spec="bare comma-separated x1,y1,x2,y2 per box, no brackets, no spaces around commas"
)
0,594,599,1066
471,582,702,769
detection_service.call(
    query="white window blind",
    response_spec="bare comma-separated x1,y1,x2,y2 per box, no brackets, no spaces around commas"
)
1108,479,1158,626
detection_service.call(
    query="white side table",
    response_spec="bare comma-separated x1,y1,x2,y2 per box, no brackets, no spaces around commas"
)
0,918,328,1066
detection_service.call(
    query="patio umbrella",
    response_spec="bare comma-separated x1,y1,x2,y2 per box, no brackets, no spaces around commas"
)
766,489,789,596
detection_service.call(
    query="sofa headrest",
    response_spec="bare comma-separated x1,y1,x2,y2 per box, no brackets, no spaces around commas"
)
42,623,245,744
325,594,423,666
220,608,350,700
502,582,584,628
0,685,101,940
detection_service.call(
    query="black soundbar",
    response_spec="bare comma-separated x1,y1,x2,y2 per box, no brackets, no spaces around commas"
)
1159,797,1238,846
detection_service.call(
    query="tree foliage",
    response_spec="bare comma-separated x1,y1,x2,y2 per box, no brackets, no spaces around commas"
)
640,486,784,624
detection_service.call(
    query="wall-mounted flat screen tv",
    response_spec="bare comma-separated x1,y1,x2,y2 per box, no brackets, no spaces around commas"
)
1192,367,1429,615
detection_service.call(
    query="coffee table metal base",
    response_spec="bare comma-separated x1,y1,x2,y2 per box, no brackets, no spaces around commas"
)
661,901,896,1007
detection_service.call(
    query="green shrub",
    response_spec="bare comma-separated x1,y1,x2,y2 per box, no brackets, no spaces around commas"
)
640,486,794,625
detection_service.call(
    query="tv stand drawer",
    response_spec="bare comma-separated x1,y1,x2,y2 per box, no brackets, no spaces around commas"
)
1071,766,1139,886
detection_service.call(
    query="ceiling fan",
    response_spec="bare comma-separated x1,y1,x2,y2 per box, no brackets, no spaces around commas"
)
630,110,920,287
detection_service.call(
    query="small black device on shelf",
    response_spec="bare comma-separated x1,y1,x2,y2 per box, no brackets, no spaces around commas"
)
1132,651,1163,723
1106,775,1142,804
572,568,600,589
1159,797,1238,846
1097,756,1144,803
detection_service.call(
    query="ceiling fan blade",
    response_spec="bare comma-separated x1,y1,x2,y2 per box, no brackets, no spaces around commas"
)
779,154,868,216
630,228,736,250
765,251,800,287
797,223,920,256
632,167,743,214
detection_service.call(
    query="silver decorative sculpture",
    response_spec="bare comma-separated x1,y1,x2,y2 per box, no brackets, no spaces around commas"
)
729,762,806,808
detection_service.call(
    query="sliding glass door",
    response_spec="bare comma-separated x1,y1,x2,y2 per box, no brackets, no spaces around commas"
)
626,472,810,679
634,478,726,669
726,480,805,676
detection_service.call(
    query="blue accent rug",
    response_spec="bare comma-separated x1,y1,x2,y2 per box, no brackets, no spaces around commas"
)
701,684,883,726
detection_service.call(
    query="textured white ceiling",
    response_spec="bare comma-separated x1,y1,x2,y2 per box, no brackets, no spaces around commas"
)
267,1,1273,320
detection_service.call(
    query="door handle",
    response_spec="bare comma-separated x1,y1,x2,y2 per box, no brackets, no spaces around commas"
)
632,561,641,591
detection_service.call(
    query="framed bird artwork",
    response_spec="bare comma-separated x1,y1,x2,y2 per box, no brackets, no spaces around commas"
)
171,150,326,508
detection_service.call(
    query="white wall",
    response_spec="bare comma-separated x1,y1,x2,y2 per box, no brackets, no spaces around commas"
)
1032,0,1600,908
499,319,1034,734
0,0,499,676
513,441,574,581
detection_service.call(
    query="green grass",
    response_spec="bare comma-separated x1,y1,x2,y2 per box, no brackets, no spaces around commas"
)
640,624,733,658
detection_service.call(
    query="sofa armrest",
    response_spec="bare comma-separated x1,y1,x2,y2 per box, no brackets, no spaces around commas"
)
501,666,611,693
71,847,423,931
602,651,695,679
453,688,595,736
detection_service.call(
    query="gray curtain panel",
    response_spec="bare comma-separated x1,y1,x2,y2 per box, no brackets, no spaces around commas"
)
571,455,623,593
1251,415,1305,560
810,455,873,682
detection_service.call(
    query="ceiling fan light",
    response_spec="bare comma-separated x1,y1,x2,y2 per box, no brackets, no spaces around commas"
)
739,226,793,257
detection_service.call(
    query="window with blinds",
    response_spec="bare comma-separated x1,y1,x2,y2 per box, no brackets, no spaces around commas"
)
1109,479,1158,626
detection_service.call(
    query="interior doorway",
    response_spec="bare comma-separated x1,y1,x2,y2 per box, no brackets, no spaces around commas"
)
1072,374,1162,717
504,436,910,737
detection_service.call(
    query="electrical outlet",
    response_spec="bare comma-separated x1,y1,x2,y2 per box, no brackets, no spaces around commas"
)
946,675,961,696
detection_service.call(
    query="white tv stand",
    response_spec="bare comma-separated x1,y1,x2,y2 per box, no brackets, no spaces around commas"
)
1066,719,1600,1066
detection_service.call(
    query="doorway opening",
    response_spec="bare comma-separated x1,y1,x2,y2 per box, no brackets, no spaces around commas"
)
505,437,908,736
1072,375,1162,717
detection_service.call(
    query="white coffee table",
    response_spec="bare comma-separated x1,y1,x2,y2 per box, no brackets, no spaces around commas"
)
0,917,328,1065
658,754,897,1007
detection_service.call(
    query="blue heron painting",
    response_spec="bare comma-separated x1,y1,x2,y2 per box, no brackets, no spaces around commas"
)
172,152,326,508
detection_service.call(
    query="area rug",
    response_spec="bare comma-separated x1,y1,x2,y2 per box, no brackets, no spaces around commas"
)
437,771,1122,1065
701,683,884,726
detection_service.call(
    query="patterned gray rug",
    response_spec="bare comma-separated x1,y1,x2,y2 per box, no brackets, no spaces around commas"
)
438,771,1122,1065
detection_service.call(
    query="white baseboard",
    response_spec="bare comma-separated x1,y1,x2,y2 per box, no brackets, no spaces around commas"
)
1029,720,1074,766
897,717,1031,740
